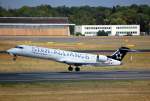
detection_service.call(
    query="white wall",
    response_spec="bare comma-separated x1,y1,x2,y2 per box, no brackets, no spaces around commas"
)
75,25,140,36
75,26,83,35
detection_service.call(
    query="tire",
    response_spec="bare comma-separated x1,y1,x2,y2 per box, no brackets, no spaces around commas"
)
68,66,73,71
75,67,80,72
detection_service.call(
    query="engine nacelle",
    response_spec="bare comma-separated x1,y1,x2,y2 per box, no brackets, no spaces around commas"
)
97,55,108,62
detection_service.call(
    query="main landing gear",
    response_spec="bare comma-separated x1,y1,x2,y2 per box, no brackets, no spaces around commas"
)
68,66,73,71
68,65,80,72
75,67,80,72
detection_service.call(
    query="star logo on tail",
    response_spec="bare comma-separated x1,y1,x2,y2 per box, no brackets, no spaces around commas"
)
115,52,122,60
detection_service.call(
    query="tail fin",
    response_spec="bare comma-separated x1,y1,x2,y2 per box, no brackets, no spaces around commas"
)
108,47,130,61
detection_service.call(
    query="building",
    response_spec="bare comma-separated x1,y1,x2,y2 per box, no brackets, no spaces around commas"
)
0,17,75,36
75,25,140,36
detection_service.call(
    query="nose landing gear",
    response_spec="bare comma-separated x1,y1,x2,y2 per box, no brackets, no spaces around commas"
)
13,55,17,61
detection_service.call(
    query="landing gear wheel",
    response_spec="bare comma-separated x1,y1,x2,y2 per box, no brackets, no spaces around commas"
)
13,55,17,61
68,66,73,71
75,67,80,72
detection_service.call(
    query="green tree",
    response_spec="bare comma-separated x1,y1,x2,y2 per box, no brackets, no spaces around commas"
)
110,17,126,24
75,32,82,36
17,6,32,16
97,30,109,36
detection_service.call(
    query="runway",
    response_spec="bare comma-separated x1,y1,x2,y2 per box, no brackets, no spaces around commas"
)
0,70,150,82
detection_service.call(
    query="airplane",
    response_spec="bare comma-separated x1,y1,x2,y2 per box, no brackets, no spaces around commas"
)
0,45,135,71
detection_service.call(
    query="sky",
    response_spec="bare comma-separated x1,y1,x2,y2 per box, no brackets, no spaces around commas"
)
0,0,150,9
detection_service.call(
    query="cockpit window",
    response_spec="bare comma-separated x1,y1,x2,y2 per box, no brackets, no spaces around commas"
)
15,46,24,49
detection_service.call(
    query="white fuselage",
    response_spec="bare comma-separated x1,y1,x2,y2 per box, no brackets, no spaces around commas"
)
7,45,122,66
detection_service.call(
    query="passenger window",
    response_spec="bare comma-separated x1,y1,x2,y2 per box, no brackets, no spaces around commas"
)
15,46,24,49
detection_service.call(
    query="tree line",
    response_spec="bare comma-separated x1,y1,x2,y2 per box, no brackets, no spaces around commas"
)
0,4,149,34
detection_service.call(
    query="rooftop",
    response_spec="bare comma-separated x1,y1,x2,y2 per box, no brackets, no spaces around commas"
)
0,17,69,24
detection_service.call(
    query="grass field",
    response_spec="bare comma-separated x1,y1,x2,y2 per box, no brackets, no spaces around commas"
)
0,80,150,101
0,36,150,50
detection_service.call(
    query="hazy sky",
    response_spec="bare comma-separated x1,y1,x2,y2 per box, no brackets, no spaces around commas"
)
0,0,150,9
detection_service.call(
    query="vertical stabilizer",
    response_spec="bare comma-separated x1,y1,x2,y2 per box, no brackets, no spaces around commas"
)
108,47,130,61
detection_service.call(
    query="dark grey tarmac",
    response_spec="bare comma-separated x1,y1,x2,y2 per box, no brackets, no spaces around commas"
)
0,70,150,82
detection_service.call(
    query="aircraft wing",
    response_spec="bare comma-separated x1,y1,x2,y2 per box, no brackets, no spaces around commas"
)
58,58,89,66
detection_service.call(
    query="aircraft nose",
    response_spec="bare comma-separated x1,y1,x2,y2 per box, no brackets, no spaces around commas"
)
6,48,16,54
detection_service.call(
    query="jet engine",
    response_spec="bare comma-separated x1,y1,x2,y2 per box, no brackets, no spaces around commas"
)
96,55,108,62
